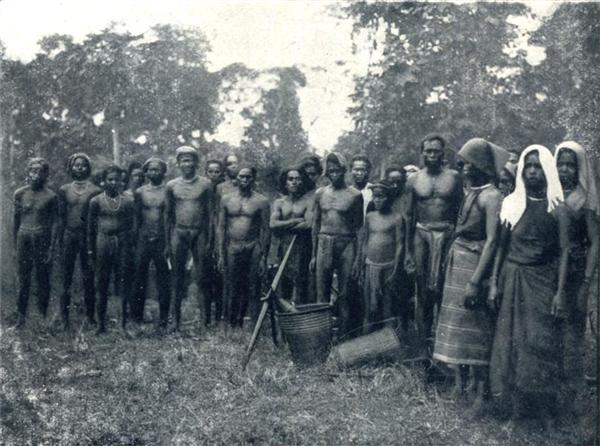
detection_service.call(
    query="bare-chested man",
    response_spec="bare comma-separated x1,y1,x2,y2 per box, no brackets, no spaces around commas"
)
203,159,225,326
166,146,214,331
356,181,403,335
58,153,102,329
132,157,170,328
216,154,240,199
406,134,463,355
269,167,313,304
350,154,373,217
218,165,270,327
310,153,363,337
13,158,58,328
87,165,135,333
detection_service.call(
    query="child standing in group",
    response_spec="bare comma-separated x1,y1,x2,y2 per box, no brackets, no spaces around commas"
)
355,180,403,334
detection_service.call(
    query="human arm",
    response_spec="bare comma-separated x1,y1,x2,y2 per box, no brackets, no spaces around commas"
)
57,187,67,248
310,190,322,272
164,185,174,259
46,194,59,263
87,199,99,266
577,211,599,310
353,217,368,284
390,215,405,283
13,190,22,249
487,223,510,311
293,196,314,231
552,205,570,319
259,199,271,276
464,191,501,309
269,199,303,230
403,182,416,274
217,197,227,272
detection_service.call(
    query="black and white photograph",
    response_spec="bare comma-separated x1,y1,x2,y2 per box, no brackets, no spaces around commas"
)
0,0,599,444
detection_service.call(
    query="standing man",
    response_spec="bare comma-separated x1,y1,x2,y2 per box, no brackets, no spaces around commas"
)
132,157,170,329
406,134,463,357
216,153,240,199
310,153,363,337
269,166,313,304
87,165,135,333
13,158,58,328
300,155,325,191
125,161,144,198
165,146,214,331
58,153,102,329
351,154,373,217
204,159,225,326
218,165,270,327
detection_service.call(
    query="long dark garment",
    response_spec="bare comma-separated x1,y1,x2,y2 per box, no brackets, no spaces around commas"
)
562,206,589,392
490,198,563,400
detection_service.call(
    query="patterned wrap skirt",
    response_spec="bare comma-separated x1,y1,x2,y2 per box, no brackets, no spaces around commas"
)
433,238,493,366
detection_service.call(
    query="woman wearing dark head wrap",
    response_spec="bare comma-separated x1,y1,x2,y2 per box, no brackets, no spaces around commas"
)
433,138,508,413
488,145,569,427
58,153,102,329
555,141,599,414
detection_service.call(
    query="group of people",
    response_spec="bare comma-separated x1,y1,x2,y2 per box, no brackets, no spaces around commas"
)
12,133,598,425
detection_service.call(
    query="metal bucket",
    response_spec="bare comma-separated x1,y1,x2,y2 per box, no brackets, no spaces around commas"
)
277,303,333,368
332,326,401,368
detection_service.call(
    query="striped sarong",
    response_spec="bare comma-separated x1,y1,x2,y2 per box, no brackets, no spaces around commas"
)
433,238,493,366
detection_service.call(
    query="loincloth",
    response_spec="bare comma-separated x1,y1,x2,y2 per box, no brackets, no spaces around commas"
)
317,233,356,267
415,222,453,293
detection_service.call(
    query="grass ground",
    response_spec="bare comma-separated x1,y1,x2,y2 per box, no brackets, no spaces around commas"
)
0,280,598,445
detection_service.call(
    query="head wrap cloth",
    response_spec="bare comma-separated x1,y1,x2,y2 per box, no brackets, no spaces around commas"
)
500,145,563,228
67,152,92,172
555,141,600,217
457,138,510,178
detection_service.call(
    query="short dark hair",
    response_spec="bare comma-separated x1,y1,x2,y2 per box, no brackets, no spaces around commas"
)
102,165,122,182
351,154,372,171
223,153,239,166
206,159,223,171
420,133,446,152
300,155,323,175
237,164,257,178
27,157,50,176
128,160,143,175
278,166,310,195
385,164,404,178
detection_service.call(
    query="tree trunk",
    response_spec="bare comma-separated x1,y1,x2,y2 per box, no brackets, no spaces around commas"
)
112,124,120,165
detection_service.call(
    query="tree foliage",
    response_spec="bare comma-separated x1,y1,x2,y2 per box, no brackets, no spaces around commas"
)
239,66,308,191
337,2,551,170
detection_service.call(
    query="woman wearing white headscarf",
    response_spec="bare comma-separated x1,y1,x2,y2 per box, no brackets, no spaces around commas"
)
487,145,569,426
555,141,599,413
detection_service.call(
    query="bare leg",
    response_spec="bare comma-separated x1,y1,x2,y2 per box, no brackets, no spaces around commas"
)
315,238,333,304
171,229,189,330
95,235,112,333
34,234,51,318
16,232,33,327
60,230,78,327
336,239,357,338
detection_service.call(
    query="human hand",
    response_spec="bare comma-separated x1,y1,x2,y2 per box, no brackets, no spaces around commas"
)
576,280,590,313
404,255,416,275
309,257,316,273
217,252,225,273
463,281,480,310
551,292,566,320
487,284,499,312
